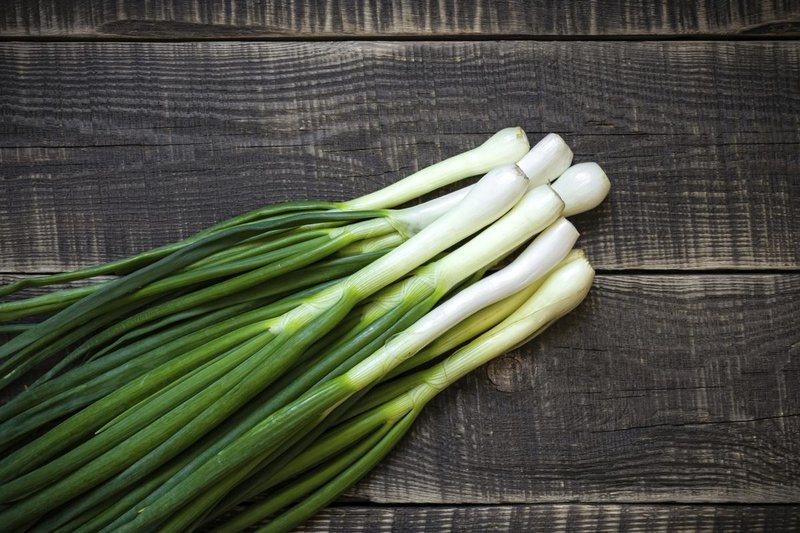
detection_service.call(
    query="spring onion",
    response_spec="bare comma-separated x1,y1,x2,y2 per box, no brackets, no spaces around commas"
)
215,250,595,533
0,128,533,389
0,163,534,529
0,129,611,532
15,159,610,533
0,133,578,444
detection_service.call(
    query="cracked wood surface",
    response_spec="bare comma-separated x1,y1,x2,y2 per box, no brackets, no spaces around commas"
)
1,41,798,272
2,0,799,39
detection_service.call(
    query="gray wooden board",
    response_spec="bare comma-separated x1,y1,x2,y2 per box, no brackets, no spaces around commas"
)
333,274,800,504
2,274,796,504
295,504,800,532
1,41,798,272
1,8,799,529
1,0,799,39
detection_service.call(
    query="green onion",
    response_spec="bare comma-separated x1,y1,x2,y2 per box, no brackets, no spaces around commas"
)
72,156,607,528
214,249,595,533
103,218,578,532
89,181,567,526
0,128,532,388
0,164,532,529
0,130,614,532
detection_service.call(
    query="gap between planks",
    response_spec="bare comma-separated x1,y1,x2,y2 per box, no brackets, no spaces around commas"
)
2,36,800,43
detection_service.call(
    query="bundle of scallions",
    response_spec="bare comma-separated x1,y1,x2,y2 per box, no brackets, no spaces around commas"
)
0,127,610,532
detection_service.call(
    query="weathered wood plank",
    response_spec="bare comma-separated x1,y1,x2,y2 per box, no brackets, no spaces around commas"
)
3,274,794,508
336,274,799,504
0,272,796,504
297,504,800,532
0,41,797,271
1,0,799,39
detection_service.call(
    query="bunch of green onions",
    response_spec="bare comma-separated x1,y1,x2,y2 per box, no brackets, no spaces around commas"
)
0,127,609,532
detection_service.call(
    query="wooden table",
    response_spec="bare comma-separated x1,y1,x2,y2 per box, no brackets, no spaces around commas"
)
1,2,798,531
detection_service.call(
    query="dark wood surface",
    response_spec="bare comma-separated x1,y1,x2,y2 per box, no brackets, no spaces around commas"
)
1,42,798,272
0,2,798,532
297,504,800,532
2,274,796,504
2,0,800,39
346,274,800,504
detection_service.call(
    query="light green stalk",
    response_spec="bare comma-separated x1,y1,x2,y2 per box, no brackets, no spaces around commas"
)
217,251,595,533
90,179,565,531
0,165,530,530
341,128,530,210
113,218,577,533
345,218,579,389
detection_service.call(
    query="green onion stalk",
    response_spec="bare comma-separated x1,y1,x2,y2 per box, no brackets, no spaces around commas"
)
0,158,608,533
21,161,609,533
0,128,532,388
0,163,534,530
213,249,596,533
200,250,587,529
0,134,582,449
96,218,580,533
0,136,610,532
0,135,580,449
66,186,568,530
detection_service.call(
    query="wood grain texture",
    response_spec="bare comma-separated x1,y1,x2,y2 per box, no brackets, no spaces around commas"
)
0,275,796,505
337,274,800,504
297,504,800,532
1,41,798,272
1,0,799,39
